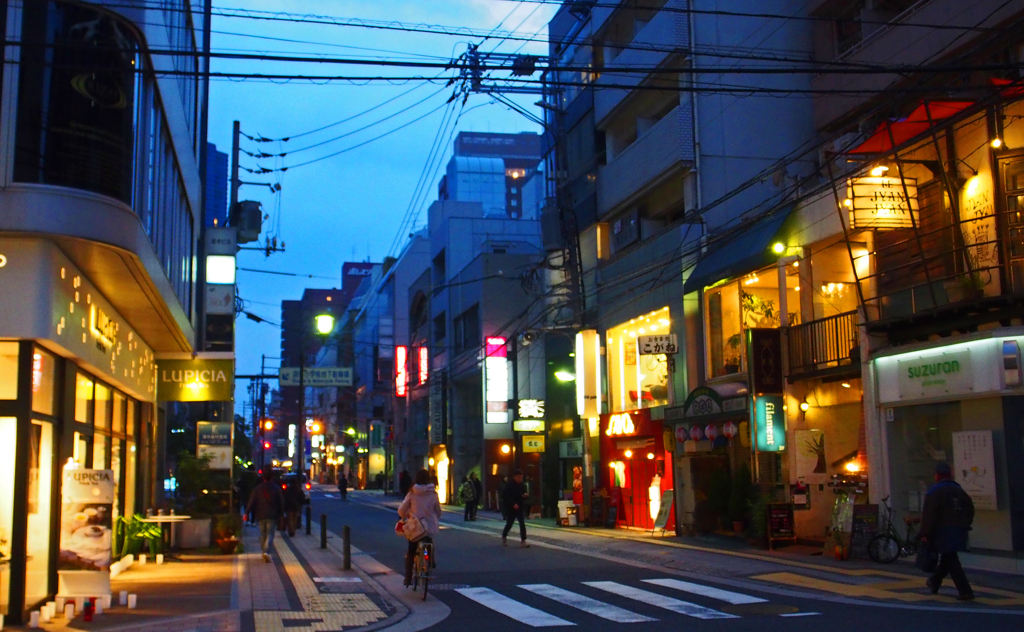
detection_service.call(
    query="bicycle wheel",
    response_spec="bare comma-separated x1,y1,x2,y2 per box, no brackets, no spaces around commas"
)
421,574,429,601
868,533,900,563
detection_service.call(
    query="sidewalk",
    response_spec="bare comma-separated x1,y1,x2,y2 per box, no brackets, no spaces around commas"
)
8,520,404,632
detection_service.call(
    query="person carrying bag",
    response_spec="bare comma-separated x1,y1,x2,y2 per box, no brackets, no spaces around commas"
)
397,469,442,586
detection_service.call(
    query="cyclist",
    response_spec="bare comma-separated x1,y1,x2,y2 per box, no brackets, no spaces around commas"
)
398,468,442,587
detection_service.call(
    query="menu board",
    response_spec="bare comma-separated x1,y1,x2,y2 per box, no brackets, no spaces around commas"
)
849,504,879,559
589,490,607,527
767,503,795,549
652,490,675,532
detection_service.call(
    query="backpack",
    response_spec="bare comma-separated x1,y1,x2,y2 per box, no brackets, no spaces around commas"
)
459,482,475,503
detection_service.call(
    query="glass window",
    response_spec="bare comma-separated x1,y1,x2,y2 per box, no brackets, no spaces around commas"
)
706,283,742,378
888,403,961,527
0,417,16,616
606,307,671,411
124,441,137,520
25,420,54,607
112,392,126,435
93,434,108,469
75,373,94,423
126,399,136,438
0,342,18,400
110,439,122,523
32,347,57,416
94,383,111,431
73,431,88,467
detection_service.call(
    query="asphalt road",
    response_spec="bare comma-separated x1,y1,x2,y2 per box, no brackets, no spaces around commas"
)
312,491,1021,632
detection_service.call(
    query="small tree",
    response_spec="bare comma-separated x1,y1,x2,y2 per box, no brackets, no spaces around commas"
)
175,451,220,515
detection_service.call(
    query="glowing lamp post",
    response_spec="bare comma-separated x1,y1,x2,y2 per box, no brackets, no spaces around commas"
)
297,312,335,478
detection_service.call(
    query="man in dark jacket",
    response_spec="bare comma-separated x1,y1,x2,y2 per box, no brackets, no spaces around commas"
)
920,462,975,600
338,473,349,501
284,480,305,536
246,470,285,563
501,470,530,548
470,472,483,521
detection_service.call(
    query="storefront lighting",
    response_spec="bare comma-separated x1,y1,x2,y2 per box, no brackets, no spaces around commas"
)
554,370,576,382
991,137,1003,149
841,382,852,388
624,449,633,458
500,444,511,454
646,453,654,460
205,255,236,284
772,242,785,254
845,461,861,473
869,165,890,177
429,457,435,466
799,401,810,412
843,198,854,208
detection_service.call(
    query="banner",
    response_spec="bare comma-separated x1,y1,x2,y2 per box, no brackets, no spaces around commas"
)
59,469,114,571
197,421,234,470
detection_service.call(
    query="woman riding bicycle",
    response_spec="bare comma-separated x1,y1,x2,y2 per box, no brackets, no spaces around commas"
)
398,468,442,586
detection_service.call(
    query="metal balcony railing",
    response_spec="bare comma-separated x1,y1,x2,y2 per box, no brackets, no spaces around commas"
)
788,311,860,377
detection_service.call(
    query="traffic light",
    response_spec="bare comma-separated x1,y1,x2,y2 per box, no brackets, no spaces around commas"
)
263,441,271,450
263,420,274,432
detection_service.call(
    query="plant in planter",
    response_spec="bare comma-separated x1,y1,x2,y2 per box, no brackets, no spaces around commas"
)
724,334,742,374
214,513,242,554
115,514,162,558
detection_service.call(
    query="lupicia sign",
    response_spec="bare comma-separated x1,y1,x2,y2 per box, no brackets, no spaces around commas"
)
157,358,234,402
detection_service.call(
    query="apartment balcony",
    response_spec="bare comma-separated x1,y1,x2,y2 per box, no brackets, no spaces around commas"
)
594,4,687,125
812,0,1020,129
787,310,861,379
596,104,694,217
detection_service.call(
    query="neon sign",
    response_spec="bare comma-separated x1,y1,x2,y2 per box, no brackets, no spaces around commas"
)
395,345,408,397
485,336,508,424
418,346,429,385
606,412,636,436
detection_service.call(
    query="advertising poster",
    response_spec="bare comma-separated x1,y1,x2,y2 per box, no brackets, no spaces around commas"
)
59,469,114,571
952,430,998,510
197,421,234,470
795,429,827,484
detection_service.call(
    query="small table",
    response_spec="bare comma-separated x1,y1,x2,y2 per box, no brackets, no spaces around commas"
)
140,515,192,550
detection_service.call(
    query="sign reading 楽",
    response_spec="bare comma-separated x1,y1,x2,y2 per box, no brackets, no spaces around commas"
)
279,367,353,387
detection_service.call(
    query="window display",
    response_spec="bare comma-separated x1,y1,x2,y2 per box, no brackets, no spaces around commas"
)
606,308,671,411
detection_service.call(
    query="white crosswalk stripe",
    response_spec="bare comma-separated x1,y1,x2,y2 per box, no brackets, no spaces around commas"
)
519,584,657,623
455,587,575,627
642,578,768,604
583,581,740,620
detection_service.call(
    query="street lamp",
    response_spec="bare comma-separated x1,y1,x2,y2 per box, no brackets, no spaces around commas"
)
297,312,335,479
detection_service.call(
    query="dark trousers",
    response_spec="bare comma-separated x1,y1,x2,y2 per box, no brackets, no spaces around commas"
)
404,536,433,584
502,509,526,541
470,500,479,521
930,551,973,596
463,501,476,520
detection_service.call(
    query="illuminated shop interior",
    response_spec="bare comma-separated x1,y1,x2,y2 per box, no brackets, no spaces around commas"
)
606,307,671,411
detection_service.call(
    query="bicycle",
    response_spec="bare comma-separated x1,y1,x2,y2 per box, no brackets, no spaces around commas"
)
411,540,433,600
868,496,920,563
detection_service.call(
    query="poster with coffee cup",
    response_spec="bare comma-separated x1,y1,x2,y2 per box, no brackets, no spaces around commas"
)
59,469,114,571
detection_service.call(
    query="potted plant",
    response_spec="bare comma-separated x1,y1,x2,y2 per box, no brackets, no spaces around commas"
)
724,334,742,374
214,513,242,554
172,451,219,548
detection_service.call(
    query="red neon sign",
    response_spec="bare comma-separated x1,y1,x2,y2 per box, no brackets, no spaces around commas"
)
395,345,408,397
418,346,429,385
485,336,507,358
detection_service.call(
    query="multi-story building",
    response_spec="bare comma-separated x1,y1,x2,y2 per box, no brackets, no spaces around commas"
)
203,143,229,228
0,1,209,621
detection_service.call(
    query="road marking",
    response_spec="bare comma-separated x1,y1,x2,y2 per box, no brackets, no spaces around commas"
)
643,578,768,604
584,582,739,620
455,587,575,627
313,577,362,583
519,584,656,623
322,493,336,498
781,612,821,617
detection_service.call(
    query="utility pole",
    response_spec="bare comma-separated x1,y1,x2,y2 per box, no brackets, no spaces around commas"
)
230,120,241,216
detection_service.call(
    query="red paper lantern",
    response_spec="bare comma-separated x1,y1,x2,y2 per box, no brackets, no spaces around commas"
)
704,424,718,440
675,425,689,444
689,425,704,441
723,421,738,438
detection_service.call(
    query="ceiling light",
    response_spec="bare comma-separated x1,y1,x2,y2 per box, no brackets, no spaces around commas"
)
841,382,852,388
869,165,889,177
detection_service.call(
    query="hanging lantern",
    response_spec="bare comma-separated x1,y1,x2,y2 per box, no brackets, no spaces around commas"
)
723,421,738,438
675,425,689,444
704,424,719,441
689,425,704,441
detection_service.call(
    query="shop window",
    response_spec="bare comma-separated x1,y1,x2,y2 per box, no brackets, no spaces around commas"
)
809,243,861,319
25,420,54,608
126,399,136,438
32,347,57,416
0,342,18,400
113,392,126,435
111,439,122,523
606,307,671,411
73,431,88,467
125,441,137,521
94,434,108,469
888,403,961,527
95,383,111,431
0,417,15,616
75,373,94,423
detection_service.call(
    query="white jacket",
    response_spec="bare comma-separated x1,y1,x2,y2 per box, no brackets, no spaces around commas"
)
398,484,443,537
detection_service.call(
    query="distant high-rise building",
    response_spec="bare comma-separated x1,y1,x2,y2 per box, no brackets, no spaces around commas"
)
204,142,229,227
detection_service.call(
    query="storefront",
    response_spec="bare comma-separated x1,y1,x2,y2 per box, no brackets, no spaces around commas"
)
0,238,159,619
871,332,1024,571
598,408,674,530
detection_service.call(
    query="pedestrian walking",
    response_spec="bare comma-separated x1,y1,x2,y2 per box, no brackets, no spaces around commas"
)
498,475,509,520
338,472,349,501
399,469,412,497
284,479,305,536
398,469,443,586
470,472,483,521
920,462,975,601
246,470,284,563
501,469,530,548
459,476,476,521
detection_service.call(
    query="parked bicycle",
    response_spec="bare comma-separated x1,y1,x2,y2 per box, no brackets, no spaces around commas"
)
868,496,920,563
411,540,434,600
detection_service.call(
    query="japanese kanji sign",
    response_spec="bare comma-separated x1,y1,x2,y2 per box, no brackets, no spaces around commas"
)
279,367,353,387
637,334,678,355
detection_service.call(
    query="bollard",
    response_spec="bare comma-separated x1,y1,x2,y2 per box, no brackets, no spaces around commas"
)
320,514,327,549
305,505,312,535
343,525,351,570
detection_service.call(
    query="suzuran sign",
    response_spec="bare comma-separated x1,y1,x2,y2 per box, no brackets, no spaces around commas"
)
897,348,972,400
156,358,234,402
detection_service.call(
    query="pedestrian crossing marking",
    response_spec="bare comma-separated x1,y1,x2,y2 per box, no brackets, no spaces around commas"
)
642,578,768,604
455,587,575,627
584,581,739,620
781,612,821,617
519,584,656,623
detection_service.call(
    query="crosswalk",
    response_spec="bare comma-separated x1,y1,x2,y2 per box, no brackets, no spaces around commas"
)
452,578,816,627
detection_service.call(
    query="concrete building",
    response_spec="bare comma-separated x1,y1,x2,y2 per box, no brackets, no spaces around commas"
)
203,142,229,228
0,1,209,621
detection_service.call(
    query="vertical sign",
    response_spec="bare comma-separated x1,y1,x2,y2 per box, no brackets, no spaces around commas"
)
748,329,784,394
752,395,786,452
197,421,233,470
429,370,446,445
575,329,601,418
484,337,508,424
952,430,997,510
418,346,429,385
395,345,408,397
59,469,114,571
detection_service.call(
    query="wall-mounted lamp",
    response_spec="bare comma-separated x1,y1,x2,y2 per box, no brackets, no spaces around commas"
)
799,401,810,412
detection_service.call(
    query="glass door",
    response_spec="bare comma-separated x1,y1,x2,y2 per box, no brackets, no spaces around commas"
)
25,420,54,608
0,417,16,616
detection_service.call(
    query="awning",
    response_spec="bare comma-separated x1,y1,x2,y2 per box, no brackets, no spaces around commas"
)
682,204,795,294
847,100,975,154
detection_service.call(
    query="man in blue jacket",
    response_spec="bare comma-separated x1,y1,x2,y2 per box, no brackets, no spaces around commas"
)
919,462,975,600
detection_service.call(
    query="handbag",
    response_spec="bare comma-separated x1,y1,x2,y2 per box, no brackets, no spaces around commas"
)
395,519,407,537
402,515,427,541
915,544,938,573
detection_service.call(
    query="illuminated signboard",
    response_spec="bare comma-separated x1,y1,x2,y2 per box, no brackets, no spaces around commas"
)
606,412,636,436
753,395,786,452
89,304,118,351
156,358,234,402
523,435,545,453
575,330,601,418
484,336,508,424
845,176,919,230
517,399,545,419
395,345,408,397
418,346,429,385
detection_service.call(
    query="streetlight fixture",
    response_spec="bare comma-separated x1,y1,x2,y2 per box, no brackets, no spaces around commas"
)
554,370,576,382
315,313,336,335
296,311,336,478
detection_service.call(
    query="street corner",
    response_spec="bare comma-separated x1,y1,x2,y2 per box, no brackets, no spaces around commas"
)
749,569,1024,609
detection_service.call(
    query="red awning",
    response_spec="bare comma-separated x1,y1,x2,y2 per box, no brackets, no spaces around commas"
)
846,100,975,154
991,77,1024,98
